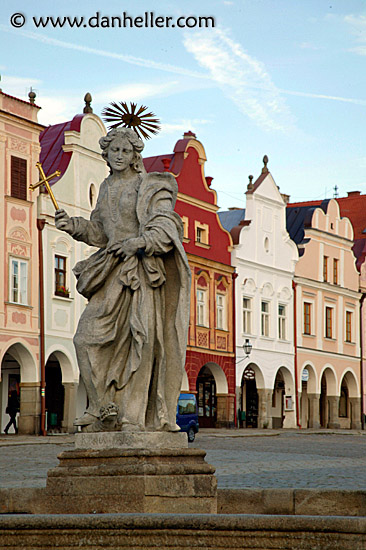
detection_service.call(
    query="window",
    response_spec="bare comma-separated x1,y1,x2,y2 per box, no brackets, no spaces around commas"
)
278,304,286,340
194,222,209,245
345,311,352,343
10,258,28,304
55,255,69,297
325,306,333,339
11,156,27,200
242,297,252,334
261,301,270,337
333,259,339,285
304,302,312,335
181,216,189,240
216,294,225,330
89,183,96,208
197,289,207,326
323,256,328,282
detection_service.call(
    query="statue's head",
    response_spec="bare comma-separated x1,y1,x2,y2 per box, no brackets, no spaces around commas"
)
99,128,145,174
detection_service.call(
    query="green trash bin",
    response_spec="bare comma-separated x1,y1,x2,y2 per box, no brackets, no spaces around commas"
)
49,412,57,427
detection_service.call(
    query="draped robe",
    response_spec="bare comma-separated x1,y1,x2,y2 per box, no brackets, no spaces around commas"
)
68,171,191,431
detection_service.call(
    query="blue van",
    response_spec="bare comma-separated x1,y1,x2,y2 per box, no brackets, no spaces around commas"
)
176,393,199,442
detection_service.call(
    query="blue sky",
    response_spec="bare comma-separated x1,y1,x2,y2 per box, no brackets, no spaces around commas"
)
1,0,366,210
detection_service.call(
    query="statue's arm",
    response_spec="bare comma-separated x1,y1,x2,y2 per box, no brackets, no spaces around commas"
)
55,206,108,248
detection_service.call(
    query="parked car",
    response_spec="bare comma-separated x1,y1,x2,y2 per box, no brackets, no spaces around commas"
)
176,393,199,442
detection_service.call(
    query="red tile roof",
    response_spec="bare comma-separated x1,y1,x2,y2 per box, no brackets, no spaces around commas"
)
0,89,41,109
39,114,84,185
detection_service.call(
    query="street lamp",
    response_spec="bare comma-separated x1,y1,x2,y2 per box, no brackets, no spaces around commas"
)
243,338,252,358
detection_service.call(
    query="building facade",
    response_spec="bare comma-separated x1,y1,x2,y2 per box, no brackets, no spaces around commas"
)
287,199,362,429
219,158,298,429
144,132,236,427
0,90,44,434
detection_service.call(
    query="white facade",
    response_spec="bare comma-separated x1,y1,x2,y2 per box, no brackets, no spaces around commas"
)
230,171,298,428
37,113,107,431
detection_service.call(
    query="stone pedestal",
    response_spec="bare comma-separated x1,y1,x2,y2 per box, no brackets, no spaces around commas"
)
45,432,217,514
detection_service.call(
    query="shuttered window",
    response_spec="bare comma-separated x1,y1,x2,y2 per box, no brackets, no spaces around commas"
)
11,156,27,200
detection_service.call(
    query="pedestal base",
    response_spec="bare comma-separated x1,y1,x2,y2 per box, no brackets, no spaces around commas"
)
45,432,217,514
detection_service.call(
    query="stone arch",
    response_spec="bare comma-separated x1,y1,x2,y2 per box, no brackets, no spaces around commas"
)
339,369,359,398
45,347,77,384
203,362,228,394
272,366,294,395
239,362,265,390
1,341,38,382
319,364,337,395
300,361,317,394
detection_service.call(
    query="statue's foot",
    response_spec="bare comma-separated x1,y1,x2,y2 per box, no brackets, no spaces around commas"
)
73,412,98,426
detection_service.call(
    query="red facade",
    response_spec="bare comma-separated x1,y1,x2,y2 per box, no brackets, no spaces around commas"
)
144,132,236,427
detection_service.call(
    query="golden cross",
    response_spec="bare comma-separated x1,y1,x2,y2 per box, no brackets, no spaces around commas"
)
29,162,61,210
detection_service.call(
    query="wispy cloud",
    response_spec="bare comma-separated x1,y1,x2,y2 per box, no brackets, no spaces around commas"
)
280,88,366,106
0,25,209,80
344,14,366,55
183,28,295,132
93,82,180,105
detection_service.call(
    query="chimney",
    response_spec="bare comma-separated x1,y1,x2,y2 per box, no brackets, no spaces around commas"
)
347,191,361,197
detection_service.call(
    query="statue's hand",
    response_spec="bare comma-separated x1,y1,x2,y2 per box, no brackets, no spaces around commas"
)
55,209,73,234
108,238,144,260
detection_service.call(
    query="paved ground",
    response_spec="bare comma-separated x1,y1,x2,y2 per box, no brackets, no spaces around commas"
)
0,429,365,490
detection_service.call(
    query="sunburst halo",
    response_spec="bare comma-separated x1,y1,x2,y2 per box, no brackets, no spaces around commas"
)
101,102,161,140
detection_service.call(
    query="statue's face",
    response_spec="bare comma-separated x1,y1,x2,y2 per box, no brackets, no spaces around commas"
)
107,137,134,173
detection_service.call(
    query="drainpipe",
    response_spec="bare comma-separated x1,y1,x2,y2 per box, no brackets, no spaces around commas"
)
232,271,238,428
360,293,365,430
292,280,301,428
37,219,47,436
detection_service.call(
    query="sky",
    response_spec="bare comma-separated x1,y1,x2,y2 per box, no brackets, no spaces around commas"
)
1,0,366,211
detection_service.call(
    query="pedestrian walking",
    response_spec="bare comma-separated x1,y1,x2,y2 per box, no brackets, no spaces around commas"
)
4,390,19,434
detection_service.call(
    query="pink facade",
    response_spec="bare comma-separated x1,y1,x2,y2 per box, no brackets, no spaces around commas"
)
0,91,44,434
287,199,362,429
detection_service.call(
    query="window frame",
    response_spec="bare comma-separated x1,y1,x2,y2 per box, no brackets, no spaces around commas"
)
216,293,226,330
54,254,69,297
303,302,312,335
278,303,286,340
11,156,27,200
345,311,353,343
9,257,28,305
242,296,252,335
323,256,328,282
333,258,339,285
197,288,208,327
325,306,333,339
261,300,270,337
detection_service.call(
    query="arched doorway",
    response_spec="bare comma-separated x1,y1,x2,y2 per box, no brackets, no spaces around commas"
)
45,354,64,432
0,353,20,434
241,366,258,428
339,371,360,429
196,366,217,428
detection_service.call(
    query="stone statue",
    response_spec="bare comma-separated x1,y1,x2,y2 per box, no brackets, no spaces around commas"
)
55,128,191,433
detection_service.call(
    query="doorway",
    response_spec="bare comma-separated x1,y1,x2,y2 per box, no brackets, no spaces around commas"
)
196,366,217,428
45,354,64,432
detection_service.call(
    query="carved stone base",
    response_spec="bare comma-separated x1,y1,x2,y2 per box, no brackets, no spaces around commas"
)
45,432,217,514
